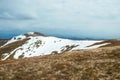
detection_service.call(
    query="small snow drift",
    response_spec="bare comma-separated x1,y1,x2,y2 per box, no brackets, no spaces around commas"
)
0,32,109,61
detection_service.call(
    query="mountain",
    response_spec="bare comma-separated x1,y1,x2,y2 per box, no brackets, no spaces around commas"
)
0,32,118,61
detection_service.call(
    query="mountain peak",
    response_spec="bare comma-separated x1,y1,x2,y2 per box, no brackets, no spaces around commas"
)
24,32,47,37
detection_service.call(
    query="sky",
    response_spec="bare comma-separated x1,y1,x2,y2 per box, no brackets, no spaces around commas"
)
0,0,120,39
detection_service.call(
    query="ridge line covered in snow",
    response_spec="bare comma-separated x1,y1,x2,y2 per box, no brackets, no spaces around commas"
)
0,32,110,61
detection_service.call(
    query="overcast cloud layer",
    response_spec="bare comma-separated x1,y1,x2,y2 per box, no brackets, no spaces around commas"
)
0,0,120,39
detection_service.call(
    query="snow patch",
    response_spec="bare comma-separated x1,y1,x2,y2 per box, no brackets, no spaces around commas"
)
1,35,26,47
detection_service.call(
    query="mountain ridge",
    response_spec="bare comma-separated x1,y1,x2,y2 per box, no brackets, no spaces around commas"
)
0,32,119,61
1,31,118,40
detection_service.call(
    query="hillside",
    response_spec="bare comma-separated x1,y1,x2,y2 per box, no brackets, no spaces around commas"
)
0,45,120,80
0,32,110,61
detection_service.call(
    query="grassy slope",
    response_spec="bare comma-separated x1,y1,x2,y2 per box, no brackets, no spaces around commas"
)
0,46,120,80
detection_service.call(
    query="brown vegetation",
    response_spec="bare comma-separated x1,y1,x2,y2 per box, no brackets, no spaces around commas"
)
61,44,79,52
0,39,9,47
0,45,120,80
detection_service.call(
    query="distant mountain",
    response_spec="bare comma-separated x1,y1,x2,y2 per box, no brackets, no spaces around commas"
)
0,32,118,61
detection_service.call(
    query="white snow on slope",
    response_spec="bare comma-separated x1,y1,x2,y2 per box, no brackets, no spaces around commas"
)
2,35,26,47
2,35,109,61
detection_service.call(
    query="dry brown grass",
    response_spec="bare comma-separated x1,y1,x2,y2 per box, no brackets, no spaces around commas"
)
0,46,120,80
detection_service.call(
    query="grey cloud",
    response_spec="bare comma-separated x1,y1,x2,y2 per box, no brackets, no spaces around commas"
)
0,0,120,39
0,12,36,20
